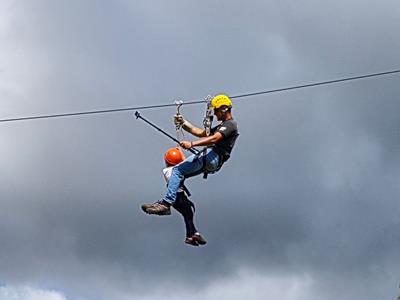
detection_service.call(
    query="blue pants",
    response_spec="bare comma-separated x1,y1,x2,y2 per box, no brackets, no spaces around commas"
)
164,148,220,204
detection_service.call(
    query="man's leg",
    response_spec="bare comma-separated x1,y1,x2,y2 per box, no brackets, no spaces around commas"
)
173,194,207,246
172,193,197,237
165,149,220,205
142,150,219,215
164,153,205,205
141,154,203,216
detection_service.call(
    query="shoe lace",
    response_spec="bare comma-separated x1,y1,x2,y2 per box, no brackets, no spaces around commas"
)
152,200,164,205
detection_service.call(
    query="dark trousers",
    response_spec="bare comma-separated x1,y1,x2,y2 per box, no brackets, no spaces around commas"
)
172,192,197,237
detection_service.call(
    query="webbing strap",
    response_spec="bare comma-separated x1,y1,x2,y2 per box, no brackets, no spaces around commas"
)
181,183,191,197
202,148,208,179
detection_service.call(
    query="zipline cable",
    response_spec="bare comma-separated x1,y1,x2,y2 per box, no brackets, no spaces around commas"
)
230,69,400,99
0,68,399,124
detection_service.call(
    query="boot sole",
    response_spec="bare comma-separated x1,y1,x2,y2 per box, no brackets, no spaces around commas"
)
185,239,199,247
192,235,207,245
141,206,171,216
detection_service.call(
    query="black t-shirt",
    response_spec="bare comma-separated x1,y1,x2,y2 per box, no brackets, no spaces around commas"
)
211,119,239,160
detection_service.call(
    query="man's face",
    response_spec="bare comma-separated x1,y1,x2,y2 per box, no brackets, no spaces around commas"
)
213,108,224,121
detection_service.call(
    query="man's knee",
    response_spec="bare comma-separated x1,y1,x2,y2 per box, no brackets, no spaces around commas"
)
172,165,185,179
173,193,194,214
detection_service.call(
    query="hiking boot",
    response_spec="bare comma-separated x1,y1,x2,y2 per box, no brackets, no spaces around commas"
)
141,200,171,216
185,236,199,247
191,232,207,245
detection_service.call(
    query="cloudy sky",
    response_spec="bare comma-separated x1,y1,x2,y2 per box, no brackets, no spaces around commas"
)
1,0,400,299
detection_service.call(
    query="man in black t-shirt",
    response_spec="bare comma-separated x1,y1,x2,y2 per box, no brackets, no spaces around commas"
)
210,117,239,163
142,94,239,218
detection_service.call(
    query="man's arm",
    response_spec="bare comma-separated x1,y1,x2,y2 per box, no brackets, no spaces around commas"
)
175,115,207,137
185,125,207,138
180,132,224,149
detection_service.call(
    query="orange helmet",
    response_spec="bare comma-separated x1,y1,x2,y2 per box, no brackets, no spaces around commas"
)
164,147,185,166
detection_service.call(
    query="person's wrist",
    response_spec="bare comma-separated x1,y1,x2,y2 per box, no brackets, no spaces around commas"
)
190,141,194,148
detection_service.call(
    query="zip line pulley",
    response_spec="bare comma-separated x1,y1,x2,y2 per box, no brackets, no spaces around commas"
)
174,100,184,142
202,95,214,136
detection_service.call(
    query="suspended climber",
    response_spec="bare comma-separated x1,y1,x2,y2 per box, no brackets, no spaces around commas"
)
141,94,239,244
160,147,206,246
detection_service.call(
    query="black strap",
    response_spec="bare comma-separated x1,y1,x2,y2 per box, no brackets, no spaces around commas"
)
181,183,191,197
202,148,208,179
186,197,195,212
173,192,195,213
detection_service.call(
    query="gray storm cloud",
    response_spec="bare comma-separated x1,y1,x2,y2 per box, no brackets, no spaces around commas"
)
1,0,400,300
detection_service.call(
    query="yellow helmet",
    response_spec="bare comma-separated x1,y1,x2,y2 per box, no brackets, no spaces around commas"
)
211,94,232,110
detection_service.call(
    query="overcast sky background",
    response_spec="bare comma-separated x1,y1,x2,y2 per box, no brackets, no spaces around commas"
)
1,0,400,299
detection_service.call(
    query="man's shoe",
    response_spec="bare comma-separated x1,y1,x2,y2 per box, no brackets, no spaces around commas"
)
141,200,171,216
185,237,199,247
191,232,207,245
